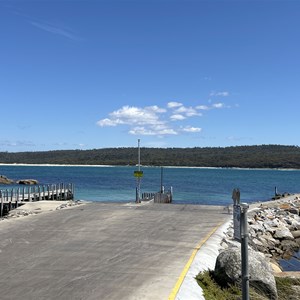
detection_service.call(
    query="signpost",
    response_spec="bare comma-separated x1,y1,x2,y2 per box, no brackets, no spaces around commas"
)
232,188,249,300
240,203,250,300
134,171,143,178
232,188,241,240
135,139,142,203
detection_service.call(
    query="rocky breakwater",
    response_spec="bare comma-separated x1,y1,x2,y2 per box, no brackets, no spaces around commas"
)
213,194,300,299
247,198,300,261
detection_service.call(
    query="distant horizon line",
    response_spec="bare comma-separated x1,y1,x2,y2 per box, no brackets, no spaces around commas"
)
0,163,299,172
0,143,299,153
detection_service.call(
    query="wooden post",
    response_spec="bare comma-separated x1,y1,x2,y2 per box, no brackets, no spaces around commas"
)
51,185,54,200
0,191,3,218
71,183,74,200
33,186,36,201
8,190,11,211
22,187,25,202
62,183,65,200
28,186,31,202
38,186,41,201
16,188,19,208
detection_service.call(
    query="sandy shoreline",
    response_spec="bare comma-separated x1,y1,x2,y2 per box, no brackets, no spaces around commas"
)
0,200,87,222
1,162,300,171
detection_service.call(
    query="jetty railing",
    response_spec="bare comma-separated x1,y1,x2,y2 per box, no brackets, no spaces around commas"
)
142,186,173,204
154,190,173,203
141,192,155,200
0,183,74,217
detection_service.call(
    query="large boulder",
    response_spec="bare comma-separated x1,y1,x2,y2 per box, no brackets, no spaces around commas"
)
16,179,39,185
214,247,278,299
0,175,14,184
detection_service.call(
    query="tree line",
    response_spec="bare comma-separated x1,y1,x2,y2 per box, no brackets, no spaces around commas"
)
0,145,300,169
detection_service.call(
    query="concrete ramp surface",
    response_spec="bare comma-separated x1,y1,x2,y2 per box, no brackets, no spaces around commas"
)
0,202,229,300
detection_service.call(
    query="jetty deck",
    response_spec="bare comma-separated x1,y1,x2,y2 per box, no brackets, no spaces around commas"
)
0,202,230,300
0,183,74,216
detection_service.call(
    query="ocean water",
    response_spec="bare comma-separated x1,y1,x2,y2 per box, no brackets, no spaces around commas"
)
1,164,300,205
279,251,300,271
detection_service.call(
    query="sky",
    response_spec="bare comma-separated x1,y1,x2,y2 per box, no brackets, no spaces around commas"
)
1,0,300,152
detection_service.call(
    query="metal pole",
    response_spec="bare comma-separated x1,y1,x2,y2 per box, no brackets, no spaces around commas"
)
240,203,249,300
138,139,141,172
136,139,141,203
160,166,163,193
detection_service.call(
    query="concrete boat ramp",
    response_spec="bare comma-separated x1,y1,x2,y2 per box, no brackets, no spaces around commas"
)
0,201,230,300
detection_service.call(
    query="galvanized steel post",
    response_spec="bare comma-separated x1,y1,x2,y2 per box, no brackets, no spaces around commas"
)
240,203,249,300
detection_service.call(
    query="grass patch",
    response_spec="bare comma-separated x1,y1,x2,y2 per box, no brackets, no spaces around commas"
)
276,277,300,300
196,271,300,300
196,270,241,300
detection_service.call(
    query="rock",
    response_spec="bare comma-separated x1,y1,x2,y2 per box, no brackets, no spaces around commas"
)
291,230,300,239
275,248,284,255
273,227,294,240
279,240,299,252
0,175,14,184
280,203,291,210
214,247,278,299
289,208,300,215
17,179,39,185
270,262,282,273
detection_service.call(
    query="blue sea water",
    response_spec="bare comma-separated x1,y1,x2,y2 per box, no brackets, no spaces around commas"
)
1,164,300,205
279,251,300,271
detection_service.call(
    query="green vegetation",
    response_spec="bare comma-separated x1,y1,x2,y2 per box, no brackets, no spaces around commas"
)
196,270,300,300
1,145,300,169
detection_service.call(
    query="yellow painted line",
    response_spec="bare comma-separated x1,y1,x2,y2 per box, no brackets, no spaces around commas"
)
168,222,223,300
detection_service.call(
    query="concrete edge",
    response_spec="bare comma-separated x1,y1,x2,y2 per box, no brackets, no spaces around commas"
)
174,218,232,300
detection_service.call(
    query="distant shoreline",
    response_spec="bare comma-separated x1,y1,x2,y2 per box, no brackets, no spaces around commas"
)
1,163,300,172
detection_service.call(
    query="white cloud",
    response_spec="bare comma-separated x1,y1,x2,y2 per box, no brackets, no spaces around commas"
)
174,106,200,117
170,114,186,121
212,103,225,109
210,91,229,97
196,105,210,110
195,103,225,111
97,118,121,127
97,105,165,128
148,105,167,113
129,126,177,136
30,21,81,41
0,140,35,147
97,99,229,137
167,101,183,108
181,126,202,133
97,105,175,136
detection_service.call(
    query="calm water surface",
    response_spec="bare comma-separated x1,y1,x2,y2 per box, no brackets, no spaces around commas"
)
1,165,300,205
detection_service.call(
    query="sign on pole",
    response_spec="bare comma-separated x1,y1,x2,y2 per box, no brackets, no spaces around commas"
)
233,205,241,240
134,171,143,178
232,188,241,240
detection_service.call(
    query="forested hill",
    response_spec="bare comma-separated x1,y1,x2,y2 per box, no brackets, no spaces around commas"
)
0,145,300,169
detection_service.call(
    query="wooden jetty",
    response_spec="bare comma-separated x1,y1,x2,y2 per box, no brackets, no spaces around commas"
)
154,189,173,203
0,183,74,217
141,187,173,204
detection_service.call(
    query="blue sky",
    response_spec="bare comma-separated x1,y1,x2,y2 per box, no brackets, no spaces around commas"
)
1,0,299,152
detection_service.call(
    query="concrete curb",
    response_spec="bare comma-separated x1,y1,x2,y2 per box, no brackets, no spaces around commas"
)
175,219,232,300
